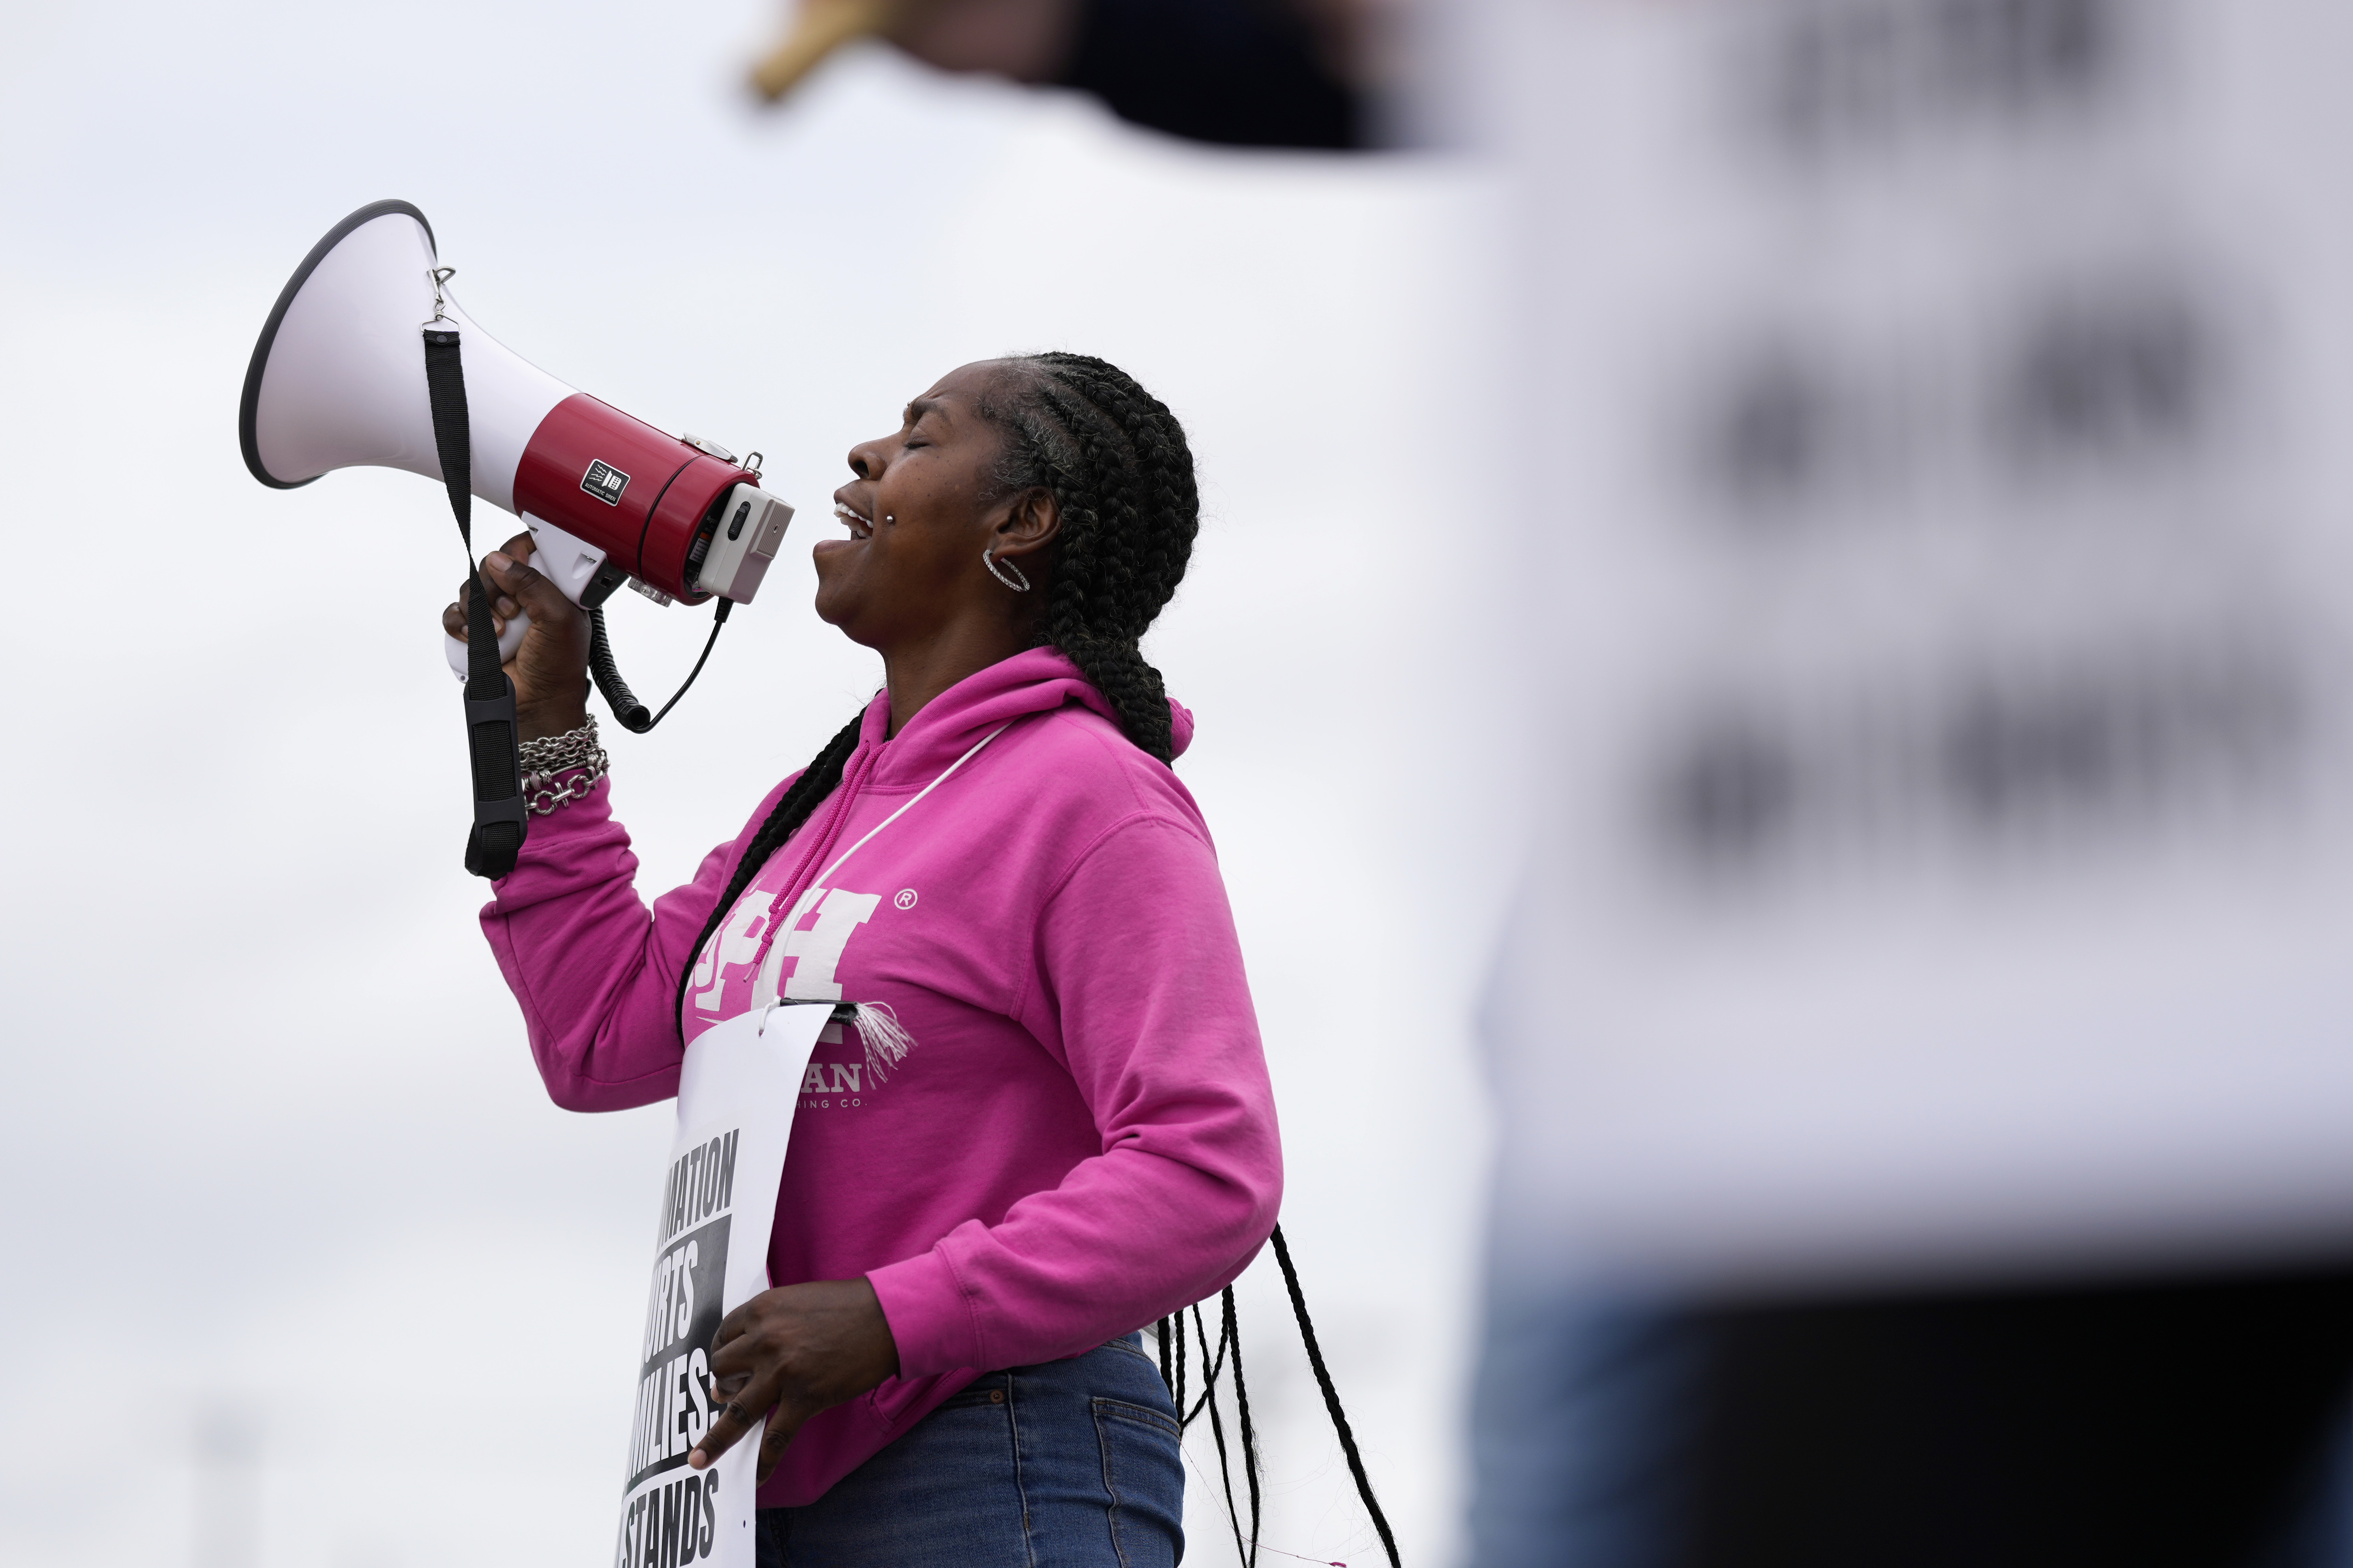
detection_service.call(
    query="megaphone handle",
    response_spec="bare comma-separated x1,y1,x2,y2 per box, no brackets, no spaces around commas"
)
445,610,529,680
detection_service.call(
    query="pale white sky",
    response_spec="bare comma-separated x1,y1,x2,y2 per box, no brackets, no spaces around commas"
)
0,4,1517,1564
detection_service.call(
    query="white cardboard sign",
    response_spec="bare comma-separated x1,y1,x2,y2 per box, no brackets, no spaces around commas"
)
1476,0,2353,1287
610,1003,829,1568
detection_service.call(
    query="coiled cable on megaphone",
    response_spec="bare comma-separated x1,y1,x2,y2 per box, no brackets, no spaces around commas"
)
589,599,731,735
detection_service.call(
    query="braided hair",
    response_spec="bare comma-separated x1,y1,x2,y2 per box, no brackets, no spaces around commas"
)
670,354,1200,1039
975,352,1200,764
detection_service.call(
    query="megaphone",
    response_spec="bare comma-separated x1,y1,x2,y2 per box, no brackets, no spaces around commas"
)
238,199,794,684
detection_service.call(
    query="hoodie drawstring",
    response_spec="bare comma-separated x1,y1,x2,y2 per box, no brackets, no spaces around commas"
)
744,740,877,978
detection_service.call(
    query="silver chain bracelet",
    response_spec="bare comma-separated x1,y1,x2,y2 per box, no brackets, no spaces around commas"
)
520,717,608,817
521,714,602,772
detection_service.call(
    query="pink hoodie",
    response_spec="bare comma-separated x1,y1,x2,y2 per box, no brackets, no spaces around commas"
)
480,647,1282,1507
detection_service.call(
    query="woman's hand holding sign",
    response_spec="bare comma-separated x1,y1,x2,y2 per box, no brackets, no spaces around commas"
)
690,1277,902,1483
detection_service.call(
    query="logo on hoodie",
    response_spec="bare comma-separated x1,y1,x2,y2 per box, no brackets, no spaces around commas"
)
690,885,883,1012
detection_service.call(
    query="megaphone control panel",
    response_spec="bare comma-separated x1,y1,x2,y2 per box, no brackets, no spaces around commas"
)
691,485,793,602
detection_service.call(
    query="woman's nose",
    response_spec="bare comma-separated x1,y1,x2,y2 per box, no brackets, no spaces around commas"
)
846,438,887,480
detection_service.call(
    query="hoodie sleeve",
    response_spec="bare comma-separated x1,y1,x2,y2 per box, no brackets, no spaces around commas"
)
478,776,777,1112
866,814,1284,1375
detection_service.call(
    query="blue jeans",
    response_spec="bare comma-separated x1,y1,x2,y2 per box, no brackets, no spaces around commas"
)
757,1334,1185,1568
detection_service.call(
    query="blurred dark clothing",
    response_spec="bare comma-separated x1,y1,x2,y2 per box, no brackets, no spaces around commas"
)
1475,1265,2353,1568
1057,0,1363,149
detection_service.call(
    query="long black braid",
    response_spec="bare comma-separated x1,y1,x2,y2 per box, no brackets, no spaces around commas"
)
670,353,1198,1039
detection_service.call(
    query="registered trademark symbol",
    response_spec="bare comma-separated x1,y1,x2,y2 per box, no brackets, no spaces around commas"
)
894,888,917,910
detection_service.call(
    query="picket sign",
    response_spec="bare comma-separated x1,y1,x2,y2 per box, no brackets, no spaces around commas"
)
611,1000,829,1568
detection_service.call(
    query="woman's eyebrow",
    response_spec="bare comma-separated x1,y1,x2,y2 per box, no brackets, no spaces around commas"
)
904,397,946,426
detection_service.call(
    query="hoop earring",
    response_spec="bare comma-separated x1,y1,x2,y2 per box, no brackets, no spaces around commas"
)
982,546,1031,593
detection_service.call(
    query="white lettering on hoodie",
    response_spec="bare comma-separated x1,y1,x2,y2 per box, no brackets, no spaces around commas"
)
750,886,883,1004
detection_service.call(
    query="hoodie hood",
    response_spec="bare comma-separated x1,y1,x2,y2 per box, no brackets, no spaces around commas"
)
857,646,1192,786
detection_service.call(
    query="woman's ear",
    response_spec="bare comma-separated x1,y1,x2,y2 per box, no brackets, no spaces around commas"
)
993,487,1061,560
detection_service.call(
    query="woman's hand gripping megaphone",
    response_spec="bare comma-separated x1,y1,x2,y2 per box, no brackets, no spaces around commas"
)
443,534,592,741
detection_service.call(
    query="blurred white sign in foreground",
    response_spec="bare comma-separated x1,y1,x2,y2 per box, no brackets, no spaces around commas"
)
1479,0,2353,1287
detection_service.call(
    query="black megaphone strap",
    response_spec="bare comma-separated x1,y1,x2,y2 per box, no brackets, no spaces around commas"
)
423,325,528,880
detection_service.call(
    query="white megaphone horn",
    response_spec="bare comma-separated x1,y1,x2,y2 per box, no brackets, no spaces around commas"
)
238,200,794,694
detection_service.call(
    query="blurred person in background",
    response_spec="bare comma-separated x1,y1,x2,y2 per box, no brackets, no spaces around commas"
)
1453,0,2353,1562
752,0,1406,148
448,354,1281,1566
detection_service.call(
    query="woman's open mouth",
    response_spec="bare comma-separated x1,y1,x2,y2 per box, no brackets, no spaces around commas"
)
834,503,873,539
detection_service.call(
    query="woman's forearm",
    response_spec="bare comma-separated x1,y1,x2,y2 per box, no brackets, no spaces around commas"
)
480,781,729,1110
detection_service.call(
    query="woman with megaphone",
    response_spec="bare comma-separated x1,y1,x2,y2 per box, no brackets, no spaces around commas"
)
448,354,1280,1566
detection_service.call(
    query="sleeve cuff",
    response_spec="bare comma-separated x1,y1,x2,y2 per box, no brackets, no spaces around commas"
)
867,1241,984,1379
486,775,622,903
